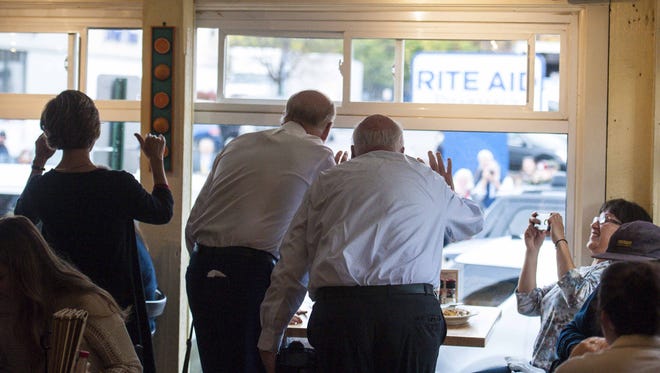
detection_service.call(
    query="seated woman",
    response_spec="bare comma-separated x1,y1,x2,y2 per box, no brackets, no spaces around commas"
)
0,215,141,372
515,199,651,371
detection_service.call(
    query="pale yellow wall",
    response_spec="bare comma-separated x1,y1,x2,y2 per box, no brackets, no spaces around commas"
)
607,0,656,215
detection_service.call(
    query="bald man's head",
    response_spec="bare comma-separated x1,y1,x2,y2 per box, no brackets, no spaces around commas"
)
282,90,335,129
352,114,404,156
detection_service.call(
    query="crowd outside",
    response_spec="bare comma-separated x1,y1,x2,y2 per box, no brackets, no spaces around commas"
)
554,220,660,372
0,215,141,372
453,167,475,199
472,149,504,208
258,114,484,373
0,131,10,163
554,222,660,372
14,90,173,373
185,89,345,373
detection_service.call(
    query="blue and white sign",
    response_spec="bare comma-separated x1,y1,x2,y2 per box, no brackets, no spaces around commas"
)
411,52,545,109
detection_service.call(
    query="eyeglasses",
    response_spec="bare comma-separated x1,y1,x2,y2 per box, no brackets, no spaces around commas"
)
592,212,622,226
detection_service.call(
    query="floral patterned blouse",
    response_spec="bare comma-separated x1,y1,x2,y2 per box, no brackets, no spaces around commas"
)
516,261,610,371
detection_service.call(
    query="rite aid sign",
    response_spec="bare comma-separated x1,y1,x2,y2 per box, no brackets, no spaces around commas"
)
411,52,545,109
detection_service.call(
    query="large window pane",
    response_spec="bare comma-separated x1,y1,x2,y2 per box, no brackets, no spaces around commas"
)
406,39,532,105
87,29,142,100
0,119,141,216
535,34,560,112
195,28,220,102
0,32,69,94
224,35,343,100
352,39,395,102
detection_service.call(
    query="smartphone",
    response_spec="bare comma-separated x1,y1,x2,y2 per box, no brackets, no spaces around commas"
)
536,212,551,231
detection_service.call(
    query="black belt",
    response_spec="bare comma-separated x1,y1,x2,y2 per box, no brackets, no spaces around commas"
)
316,283,435,300
194,244,278,266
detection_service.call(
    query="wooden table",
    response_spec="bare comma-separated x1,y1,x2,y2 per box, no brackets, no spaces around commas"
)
286,304,501,348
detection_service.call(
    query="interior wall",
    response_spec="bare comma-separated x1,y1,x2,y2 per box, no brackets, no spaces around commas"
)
140,0,193,371
607,0,656,215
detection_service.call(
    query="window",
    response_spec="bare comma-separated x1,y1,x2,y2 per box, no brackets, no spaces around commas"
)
192,6,592,369
0,25,142,217
0,32,71,94
87,29,143,100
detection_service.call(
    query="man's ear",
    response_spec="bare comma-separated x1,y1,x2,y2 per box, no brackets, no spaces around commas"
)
400,146,405,154
600,310,616,343
320,122,332,142
351,145,356,159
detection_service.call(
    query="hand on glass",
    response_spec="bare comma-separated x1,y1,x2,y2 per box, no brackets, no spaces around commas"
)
426,151,454,191
334,150,348,164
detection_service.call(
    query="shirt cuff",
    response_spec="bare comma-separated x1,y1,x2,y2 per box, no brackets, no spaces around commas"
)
153,183,170,190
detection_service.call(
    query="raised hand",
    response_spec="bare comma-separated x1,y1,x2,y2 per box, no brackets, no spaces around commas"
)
33,133,56,166
334,150,348,164
524,212,547,252
427,151,454,191
134,133,166,161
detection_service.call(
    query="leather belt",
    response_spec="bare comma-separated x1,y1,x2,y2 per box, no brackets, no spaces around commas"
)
316,283,435,300
194,244,278,267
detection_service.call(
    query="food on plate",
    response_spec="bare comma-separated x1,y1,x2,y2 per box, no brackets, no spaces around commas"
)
442,307,470,318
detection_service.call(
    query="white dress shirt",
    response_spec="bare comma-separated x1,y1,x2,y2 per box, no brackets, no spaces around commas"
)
258,150,484,352
185,121,335,257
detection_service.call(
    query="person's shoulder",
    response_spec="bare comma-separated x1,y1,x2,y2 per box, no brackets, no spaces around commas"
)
93,168,139,182
54,292,115,317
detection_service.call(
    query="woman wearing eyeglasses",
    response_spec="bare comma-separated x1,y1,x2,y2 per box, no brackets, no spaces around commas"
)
510,199,652,372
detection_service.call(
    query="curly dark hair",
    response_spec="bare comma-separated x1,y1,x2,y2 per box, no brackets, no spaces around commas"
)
599,198,652,224
40,90,100,150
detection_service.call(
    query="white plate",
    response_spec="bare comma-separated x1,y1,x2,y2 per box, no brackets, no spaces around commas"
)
442,307,478,326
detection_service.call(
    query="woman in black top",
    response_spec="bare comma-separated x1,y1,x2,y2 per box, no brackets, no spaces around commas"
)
15,90,173,373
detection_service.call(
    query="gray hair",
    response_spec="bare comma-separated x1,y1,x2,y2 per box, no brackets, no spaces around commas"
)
352,114,404,154
281,90,335,129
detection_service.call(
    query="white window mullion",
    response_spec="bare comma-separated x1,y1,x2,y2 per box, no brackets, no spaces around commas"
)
342,33,351,105
218,30,227,100
527,34,536,112
394,39,404,103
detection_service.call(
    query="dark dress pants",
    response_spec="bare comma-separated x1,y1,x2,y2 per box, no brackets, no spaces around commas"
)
307,290,446,373
186,246,275,373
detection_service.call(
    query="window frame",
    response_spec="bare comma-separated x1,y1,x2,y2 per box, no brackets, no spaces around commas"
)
0,7,143,123
192,4,610,268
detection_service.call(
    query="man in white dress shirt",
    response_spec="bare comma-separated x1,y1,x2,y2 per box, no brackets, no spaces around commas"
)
185,90,344,373
258,114,484,372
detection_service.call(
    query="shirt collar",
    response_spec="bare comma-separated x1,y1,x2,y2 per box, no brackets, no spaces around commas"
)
280,121,323,144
